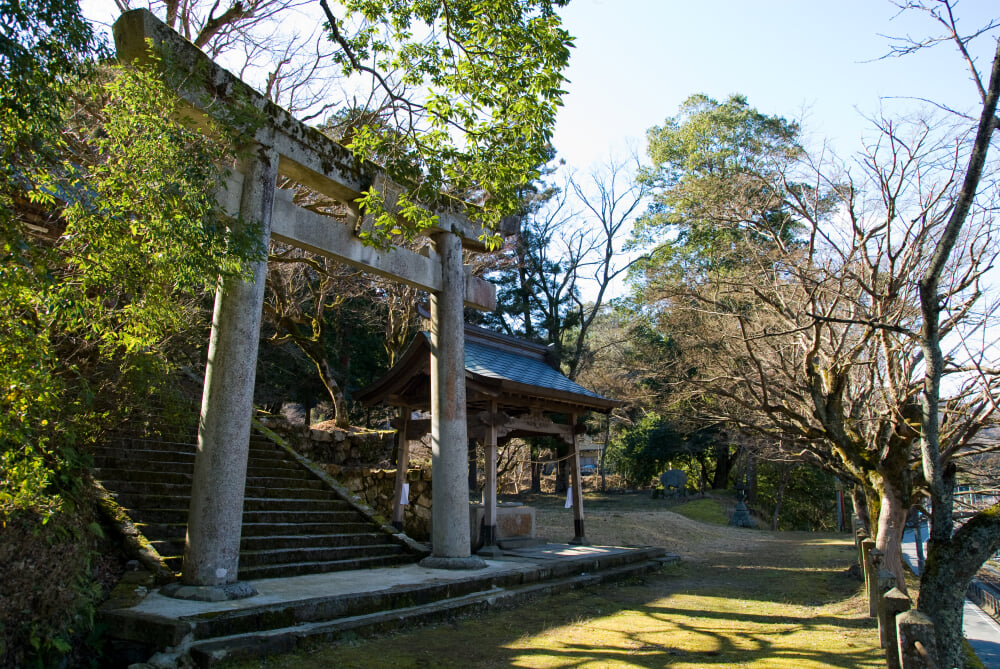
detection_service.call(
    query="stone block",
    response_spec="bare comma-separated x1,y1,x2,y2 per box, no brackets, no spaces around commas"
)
896,610,936,669
880,587,911,669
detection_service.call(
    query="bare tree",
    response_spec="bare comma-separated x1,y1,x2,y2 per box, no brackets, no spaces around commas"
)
113,0,348,119
634,107,1000,595
486,155,648,380
884,2,1000,664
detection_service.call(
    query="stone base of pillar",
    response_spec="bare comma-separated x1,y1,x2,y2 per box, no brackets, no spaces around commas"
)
391,520,404,531
477,545,504,558
569,519,589,545
420,555,488,570
477,537,504,558
160,581,258,602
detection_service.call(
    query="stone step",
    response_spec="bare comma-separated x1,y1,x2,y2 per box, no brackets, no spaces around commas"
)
114,494,351,514
93,449,195,467
129,508,365,525
178,555,666,665
236,553,417,581
238,543,405,568
244,479,327,493
94,450,302,474
240,498,352,513
95,468,192,486
100,478,324,500
104,436,198,449
137,524,391,546
100,546,665,658
240,533,390,551
136,523,187,540
148,540,184,560
153,549,411,578
241,510,366,524
95,424,421,584
240,522,378,537
148,532,394,558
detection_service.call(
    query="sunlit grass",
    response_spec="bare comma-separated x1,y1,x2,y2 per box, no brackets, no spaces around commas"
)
671,497,731,525
224,504,885,669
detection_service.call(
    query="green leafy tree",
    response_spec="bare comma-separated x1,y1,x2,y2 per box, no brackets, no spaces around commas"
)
319,0,573,245
632,93,805,286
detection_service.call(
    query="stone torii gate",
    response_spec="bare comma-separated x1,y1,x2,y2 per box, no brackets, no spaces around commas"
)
113,9,500,597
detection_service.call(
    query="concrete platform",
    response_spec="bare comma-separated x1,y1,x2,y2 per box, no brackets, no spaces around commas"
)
103,543,670,667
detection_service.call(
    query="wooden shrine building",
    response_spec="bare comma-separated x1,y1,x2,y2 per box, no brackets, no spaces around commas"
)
357,323,619,553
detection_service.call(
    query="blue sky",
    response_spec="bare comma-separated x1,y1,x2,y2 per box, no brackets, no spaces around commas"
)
83,0,997,169
552,0,998,169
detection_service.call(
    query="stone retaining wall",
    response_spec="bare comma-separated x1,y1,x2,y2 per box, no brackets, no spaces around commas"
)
327,465,432,541
258,416,432,540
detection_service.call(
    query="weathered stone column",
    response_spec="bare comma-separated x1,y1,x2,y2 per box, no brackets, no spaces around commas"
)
568,414,588,545
422,231,485,570
179,146,277,597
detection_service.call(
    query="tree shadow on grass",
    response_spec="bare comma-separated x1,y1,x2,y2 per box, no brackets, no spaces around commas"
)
282,573,882,669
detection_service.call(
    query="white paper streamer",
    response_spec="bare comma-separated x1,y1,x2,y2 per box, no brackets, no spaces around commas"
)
565,486,573,508
400,482,410,506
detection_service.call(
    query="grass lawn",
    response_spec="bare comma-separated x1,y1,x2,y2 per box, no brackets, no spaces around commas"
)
223,493,883,669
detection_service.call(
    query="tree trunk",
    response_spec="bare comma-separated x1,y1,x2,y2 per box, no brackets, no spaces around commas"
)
851,485,871,535
873,476,909,595
918,502,1000,668
914,33,1000,669
313,354,348,427
771,470,789,531
711,443,732,489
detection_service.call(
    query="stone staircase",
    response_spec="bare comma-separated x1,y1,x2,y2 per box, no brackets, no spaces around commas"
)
94,426,422,580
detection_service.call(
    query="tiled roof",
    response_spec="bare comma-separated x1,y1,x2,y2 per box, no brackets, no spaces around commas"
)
465,340,607,401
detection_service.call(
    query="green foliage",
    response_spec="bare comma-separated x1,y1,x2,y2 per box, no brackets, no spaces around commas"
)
2,59,263,523
755,461,838,531
2,6,265,657
0,0,96,125
631,93,805,286
326,0,573,246
0,507,108,668
606,413,686,487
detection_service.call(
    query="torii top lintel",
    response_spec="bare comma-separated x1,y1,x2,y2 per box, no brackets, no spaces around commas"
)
112,9,509,252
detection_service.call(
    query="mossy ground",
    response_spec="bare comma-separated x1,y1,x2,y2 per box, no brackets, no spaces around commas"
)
222,493,886,668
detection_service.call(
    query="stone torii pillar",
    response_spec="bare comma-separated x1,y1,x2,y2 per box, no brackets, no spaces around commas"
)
177,146,277,599
422,231,486,569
